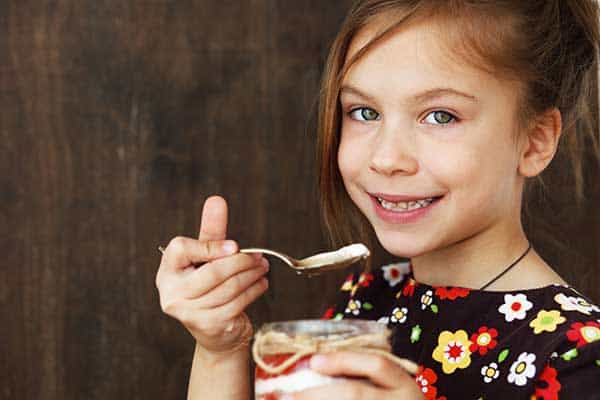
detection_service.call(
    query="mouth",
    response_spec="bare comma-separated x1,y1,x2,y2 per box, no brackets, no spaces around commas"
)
369,193,444,213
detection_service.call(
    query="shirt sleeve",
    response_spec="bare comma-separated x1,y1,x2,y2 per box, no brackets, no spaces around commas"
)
535,341,600,399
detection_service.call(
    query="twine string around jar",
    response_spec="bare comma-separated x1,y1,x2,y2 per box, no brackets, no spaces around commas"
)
252,330,418,376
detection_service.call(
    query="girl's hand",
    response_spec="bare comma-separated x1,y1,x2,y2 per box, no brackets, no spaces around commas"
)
284,351,424,400
155,196,269,354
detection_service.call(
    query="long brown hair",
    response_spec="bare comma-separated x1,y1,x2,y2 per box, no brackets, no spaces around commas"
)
316,0,600,262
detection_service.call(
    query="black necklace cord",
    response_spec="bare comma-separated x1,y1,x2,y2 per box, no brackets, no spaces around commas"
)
479,243,532,290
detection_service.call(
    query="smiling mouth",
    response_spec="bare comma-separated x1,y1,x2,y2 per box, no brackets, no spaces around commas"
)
374,196,442,212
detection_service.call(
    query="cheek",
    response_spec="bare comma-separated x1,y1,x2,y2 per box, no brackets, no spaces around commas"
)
421,147,478,187
423,143,519,209
337,135,361,181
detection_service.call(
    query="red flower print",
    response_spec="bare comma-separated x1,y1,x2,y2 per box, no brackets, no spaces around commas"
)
415,367,438,400
434,286,470,300
321,306,335,320
402,278,417,297
533,365,561,400
566,321,600,348
469,326,498,355
358,272,374,287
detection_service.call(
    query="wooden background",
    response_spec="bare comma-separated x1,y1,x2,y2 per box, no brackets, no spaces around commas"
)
1,1,598,399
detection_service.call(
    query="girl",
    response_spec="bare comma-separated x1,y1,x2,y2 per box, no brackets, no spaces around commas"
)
156,1,600,399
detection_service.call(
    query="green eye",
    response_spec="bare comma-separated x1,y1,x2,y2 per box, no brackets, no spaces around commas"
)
424,111,456,125
350,107,380,121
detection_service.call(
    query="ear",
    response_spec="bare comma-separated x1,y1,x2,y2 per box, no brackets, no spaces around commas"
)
518,107,562,177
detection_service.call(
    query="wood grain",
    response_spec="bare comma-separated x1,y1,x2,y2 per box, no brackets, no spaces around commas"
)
1,1,598,399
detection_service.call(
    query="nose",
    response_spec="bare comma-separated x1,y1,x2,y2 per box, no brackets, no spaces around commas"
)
369,125,419,176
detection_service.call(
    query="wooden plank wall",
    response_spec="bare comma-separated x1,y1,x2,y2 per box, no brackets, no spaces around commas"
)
2,1,598,399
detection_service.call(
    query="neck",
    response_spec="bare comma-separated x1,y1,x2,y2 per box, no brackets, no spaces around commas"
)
410,219,530,289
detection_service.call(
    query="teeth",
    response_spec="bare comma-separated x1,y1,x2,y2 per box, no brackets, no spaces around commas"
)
377,197,434,212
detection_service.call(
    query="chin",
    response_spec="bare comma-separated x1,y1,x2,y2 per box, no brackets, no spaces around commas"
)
375,232,428,259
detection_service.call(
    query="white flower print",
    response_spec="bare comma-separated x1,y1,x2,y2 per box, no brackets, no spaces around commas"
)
345,299,361,316
507,352,536,386
421,290,434,310
498,293,533,322
480,362,500,383
390,307,408,323
554,293,600,315
381,262,410,287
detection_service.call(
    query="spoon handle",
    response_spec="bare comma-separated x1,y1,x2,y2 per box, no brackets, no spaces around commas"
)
158,245,296,268
240,248,296,267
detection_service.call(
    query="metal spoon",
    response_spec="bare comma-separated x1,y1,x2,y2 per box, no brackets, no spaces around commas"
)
240,243,370,274
158,243,370,275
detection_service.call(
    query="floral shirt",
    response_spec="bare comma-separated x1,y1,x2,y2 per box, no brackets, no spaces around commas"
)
322,262,600,399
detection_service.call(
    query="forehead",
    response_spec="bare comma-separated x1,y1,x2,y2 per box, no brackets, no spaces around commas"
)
343,18,517,102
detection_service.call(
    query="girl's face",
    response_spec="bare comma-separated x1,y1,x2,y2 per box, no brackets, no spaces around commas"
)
338,18,525,258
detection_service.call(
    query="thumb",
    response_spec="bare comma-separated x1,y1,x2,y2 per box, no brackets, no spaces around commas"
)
198,195,228,242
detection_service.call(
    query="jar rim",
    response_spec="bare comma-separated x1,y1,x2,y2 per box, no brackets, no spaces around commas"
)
258,319,388,339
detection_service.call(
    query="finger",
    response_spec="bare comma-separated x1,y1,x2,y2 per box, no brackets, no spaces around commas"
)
284,381,377,400
198,195,228,241
194,259,269,307
182,255,269,301
308,351,413,389
161,236,238,271
160,252,257,298
206,276,269,321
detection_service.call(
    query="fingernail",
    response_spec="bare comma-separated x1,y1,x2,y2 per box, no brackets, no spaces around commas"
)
280,395,293,400
222,240,237,254
261,257,269,269
310,354,327,369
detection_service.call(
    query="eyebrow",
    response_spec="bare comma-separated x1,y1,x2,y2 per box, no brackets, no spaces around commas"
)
339,85,479,104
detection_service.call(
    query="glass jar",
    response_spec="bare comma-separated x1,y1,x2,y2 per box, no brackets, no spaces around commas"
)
253,319,390,400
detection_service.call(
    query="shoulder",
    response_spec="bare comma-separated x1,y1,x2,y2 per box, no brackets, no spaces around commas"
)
491,284,600,352
499,285,600,393
534,286,600,398
539,285,600,359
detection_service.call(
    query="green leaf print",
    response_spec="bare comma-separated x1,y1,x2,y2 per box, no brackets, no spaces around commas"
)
561,348,578,361
333,313,344,320
596,359,600,368
363,302,373,311
498,349,509,363
430,304,439,313
411,325,422,343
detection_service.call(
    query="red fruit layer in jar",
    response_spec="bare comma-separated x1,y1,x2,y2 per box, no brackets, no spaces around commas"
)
255,353,311,380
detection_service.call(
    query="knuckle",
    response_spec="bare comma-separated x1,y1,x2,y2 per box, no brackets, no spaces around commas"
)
160,297,179,316
168,236,187,254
